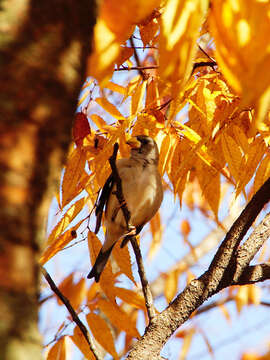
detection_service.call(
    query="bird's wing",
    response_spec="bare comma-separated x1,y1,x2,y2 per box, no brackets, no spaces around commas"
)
95,173,114,234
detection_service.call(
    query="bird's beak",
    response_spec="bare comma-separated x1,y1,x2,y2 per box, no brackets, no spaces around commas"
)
126,136,141,149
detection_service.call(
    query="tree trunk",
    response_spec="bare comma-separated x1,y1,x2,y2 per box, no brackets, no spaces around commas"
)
0,1,97,358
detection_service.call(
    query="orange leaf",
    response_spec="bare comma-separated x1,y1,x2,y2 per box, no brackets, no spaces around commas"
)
96,97,124,119
115,47,134,67
46,198,86,248
62,148,87,207
98,298,140,338
70,326,96,360
47,337,66,360
164,270,178,303
221,134,242,183
235,286,248,313
87,313,119,359
148,211,163,259
116,287,146,310
40,217,85,264
131,80,147,115
112,242,136,285
87,231,116,301
254,155,270,194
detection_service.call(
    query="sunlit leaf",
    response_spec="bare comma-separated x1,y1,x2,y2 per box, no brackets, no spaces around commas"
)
87,312,119,359
62,148,87,207
95,97,124,119
148,211,163,259
112,241,136,285
210,0,270,128
116,287,146,309
47,337,66,360
98,298,140,338
70,326,96,360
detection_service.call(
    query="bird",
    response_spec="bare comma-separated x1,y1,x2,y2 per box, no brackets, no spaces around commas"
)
87,135,163,282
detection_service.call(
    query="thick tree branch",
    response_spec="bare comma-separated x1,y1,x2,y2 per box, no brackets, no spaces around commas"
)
232,263,270,285
41,266,102,360
233,212,270,282
127,178,270,359
108,143,156,323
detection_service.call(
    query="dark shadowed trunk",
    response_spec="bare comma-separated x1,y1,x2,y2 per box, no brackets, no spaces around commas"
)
0,1,97,358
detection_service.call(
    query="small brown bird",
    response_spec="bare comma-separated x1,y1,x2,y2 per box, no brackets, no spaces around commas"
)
87,135,163,282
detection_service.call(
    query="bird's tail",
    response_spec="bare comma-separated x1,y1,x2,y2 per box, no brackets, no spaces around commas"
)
87,244,114,282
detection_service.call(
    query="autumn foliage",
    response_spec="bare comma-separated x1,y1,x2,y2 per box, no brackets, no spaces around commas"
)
41,0,270,359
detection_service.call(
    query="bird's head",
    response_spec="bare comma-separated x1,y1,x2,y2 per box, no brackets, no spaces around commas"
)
126,135,159,165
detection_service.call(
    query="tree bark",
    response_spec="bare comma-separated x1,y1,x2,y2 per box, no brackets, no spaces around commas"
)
0,1,97,359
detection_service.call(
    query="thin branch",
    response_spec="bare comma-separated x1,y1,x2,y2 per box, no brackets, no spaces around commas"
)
108,143,156,323
131,237,156,321
129,37,147,80
115,65,158,72
40,266,102,360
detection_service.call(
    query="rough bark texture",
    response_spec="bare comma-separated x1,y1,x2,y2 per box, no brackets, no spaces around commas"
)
127,179,270,359
0,1,97,359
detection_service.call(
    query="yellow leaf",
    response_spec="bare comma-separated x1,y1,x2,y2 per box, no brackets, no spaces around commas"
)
116,287,146,309
235,285,248,313
254,155,270,194
106,81,126,95
112,241,136,285
248,284,261,306
236,138,265,197
78,89,91,107
98,298,140,338
87,231,116,300
209,0,270,128
218,304,231,323
46,198,86,248
70,326,96,360
131,80,147,115
164,269,178,303
95,97,124,119
87,313,119,360
40,217,85,264
145,78,159,109
148,212,163,259
221,133,243,183
179,329,195,360
158,133,174,176
47,337,66,360
90,114,107,130
87,18,118,84
62,147,87,207
159,0,209,93
196,160,220,219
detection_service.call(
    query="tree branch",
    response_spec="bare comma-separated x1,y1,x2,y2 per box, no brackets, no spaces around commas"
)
41,266,102,360
127,178,270,359
233,212,270,282
232,263,270,285
108,143,156,323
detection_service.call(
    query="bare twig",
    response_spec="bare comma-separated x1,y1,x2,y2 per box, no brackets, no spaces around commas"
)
131,237,156,321
129,37,147,80
115,65,158,72
108,143,156,323
40,266,102,360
